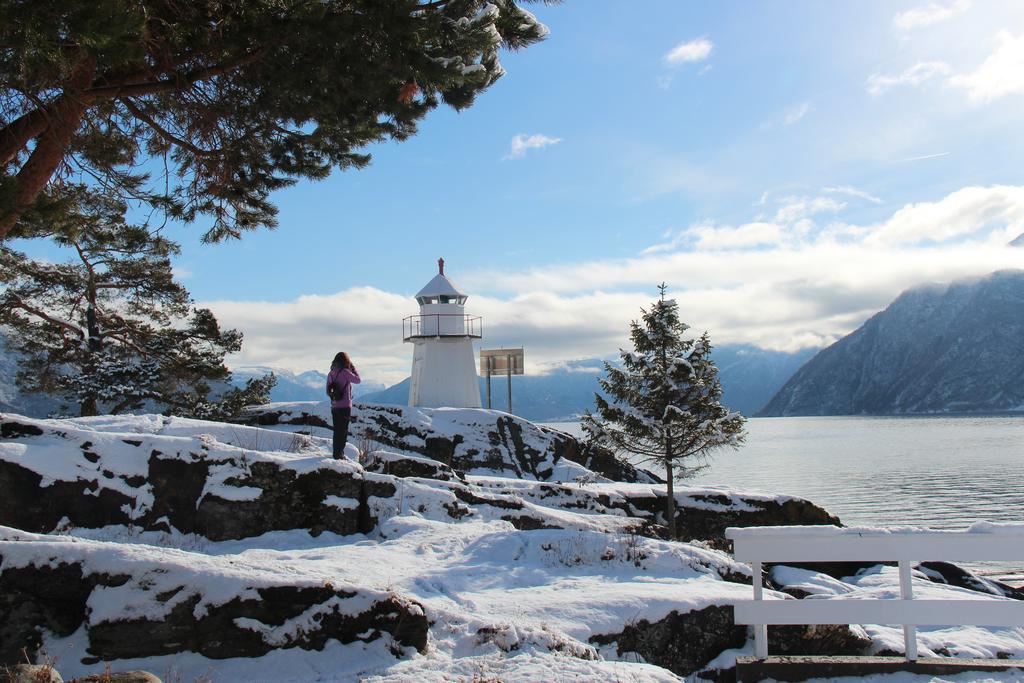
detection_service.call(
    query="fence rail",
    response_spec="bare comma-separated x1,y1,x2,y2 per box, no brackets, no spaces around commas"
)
726,525,1024,662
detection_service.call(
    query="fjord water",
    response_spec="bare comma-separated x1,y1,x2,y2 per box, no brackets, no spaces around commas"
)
545,415,1024,580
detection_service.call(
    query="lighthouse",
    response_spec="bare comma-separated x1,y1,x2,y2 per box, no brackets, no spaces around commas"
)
404,258,482,408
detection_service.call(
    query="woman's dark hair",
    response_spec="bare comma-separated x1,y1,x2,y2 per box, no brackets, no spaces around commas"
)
332,352,351,368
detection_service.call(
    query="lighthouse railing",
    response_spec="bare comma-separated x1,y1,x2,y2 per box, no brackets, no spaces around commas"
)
403,314,482,341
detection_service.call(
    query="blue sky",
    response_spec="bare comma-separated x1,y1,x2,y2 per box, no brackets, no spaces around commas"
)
24,1,1024,383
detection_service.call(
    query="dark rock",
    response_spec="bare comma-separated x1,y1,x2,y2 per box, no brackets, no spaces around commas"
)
0,562,127,665
919,561,1024,600
0,459,138,534
362,451,461,482
622,492,841,548
556,438,663,484
244,408,330,430
1,560,428,665
0,420,44,439
768,623,872,656
0,416,391,541
193,462,373,541
590,605,747,676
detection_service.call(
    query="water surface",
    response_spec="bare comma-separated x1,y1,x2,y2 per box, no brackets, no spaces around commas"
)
545,416,1024,582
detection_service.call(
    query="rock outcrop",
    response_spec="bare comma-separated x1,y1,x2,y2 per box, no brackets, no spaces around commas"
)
0,413,840,548
242,402,662,484
0,528,429,666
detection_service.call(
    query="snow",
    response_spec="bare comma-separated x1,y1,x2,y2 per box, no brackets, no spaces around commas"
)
767,564,1024,661
4,410,1024,681
14,514,754,681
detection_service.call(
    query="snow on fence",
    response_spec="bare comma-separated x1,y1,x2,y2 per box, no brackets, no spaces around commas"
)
726,523,1024,661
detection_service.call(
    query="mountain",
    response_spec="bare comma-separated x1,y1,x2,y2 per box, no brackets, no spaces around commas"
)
759,270,1024,416
359,346,814,422
2,330,808,421
231,366,385,403
713,345,817,416
0,332,62,416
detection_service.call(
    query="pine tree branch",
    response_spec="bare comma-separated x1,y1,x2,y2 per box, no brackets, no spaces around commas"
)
119,97,221,157
0,106,50,166
5,293,85,339
83,48,268,100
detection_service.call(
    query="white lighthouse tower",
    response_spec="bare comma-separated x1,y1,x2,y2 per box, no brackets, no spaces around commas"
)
404,258,482,408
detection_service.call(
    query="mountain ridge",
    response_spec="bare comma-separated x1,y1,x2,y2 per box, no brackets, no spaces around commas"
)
759,269,1024,416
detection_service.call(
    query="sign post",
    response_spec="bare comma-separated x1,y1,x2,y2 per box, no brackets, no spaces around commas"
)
480,348,524,413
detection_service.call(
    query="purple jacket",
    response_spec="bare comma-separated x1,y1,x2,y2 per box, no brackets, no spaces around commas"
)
327,366,361,409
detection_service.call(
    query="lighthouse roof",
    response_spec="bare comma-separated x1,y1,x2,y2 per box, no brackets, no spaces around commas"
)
415,258,468,304
416,273,466,299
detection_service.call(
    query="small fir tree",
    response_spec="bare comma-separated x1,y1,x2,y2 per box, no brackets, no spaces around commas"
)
0,186,273,417
582,284,746,539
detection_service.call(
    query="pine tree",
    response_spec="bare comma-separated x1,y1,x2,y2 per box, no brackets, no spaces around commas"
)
0,185,273,417
0,0,553,242
582,283,746,539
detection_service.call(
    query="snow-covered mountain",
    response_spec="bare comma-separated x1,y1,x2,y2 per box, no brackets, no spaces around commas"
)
360,347,815,421
231,366,386,403
760,270,1024,416
1,331,808,420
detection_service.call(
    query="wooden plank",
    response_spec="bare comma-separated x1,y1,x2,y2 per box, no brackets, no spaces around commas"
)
728,532,1024,562
734,599,1024,627
735,656,1024,683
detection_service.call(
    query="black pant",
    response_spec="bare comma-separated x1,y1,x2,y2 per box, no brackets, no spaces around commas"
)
331,407,351,459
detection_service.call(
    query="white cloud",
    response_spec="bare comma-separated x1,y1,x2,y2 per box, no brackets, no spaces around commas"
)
504,133,562,160
824,186,883,204
783,101,812,125
663,38,713,66
644,222,784,254
774,196,846,224
207,186,1024,382
948,31,1024,104
866,61,951,96
866,185,1024,245
867,31,1024,104
893,0,972,29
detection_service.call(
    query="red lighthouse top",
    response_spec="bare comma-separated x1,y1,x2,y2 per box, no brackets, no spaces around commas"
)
438,257,445,275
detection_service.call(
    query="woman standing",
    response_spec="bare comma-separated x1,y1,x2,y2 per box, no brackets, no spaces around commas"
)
326,352,361,458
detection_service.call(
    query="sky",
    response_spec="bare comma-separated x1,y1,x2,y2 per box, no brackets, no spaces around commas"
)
28,1,1024,385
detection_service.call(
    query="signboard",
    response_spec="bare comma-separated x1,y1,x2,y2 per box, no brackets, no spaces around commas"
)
479,348,524,375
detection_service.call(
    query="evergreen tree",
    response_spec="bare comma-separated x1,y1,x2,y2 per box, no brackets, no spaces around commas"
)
0,185,273,417
0,0,553,242
582,284,746,539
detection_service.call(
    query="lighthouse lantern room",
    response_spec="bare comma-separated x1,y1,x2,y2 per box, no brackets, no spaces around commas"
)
403,258,482,408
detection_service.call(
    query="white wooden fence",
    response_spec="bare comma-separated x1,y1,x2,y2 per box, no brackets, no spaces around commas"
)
725,524,1024,661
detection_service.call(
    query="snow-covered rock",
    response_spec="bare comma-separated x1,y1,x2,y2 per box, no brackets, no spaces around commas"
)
242,401,662,484
0,526,429,664
2,410,1023,679
0,409,856,679
0,412,839,548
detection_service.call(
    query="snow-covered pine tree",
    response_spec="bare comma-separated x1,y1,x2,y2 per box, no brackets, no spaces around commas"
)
582,283,746,539
0,185,273,417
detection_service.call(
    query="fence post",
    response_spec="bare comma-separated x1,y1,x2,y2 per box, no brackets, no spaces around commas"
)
752,560,768,659
898,559,918,661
